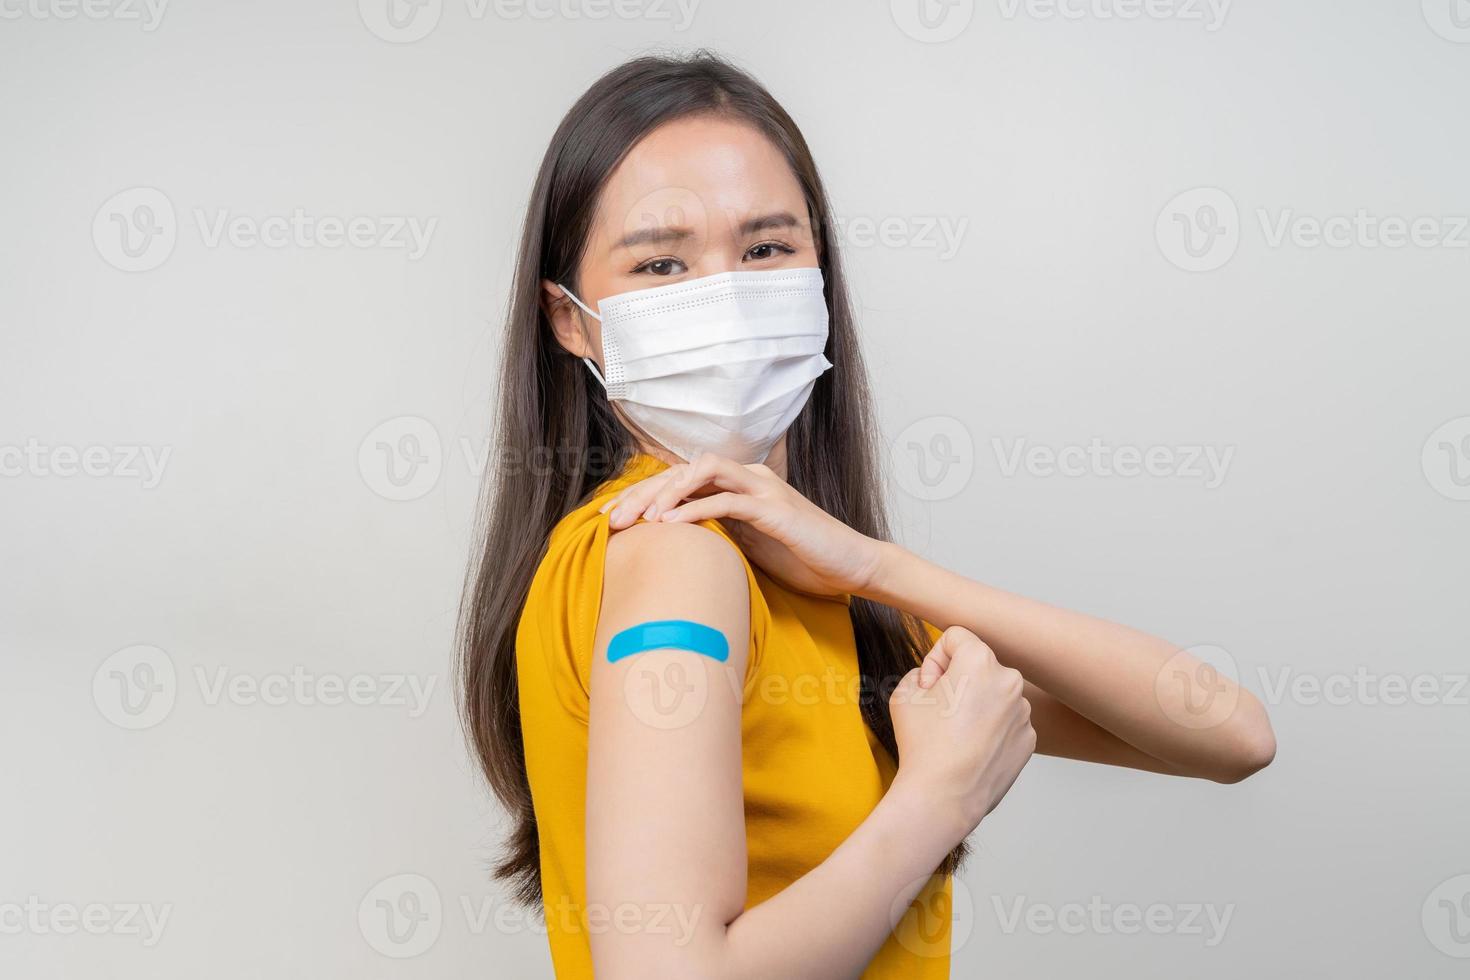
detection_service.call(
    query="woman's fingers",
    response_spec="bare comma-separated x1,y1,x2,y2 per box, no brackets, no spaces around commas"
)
602,472,673,526
658,491,763,526
605,455,769,528
918,626,985,688
918,645,952,689
651,455,764,518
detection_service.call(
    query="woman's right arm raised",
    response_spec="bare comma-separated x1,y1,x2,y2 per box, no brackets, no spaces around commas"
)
586,521,1036,980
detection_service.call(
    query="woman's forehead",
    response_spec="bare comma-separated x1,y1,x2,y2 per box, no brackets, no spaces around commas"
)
591,115,810,248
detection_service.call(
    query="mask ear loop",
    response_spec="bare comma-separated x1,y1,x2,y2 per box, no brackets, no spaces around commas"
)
557,283,608,388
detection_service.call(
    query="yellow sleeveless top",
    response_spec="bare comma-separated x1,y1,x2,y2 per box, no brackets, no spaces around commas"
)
516,453,953,978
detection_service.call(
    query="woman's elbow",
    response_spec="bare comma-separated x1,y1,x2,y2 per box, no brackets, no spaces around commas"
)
1211,706,1277,784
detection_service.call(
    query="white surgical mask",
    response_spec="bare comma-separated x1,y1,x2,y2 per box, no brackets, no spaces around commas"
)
558,267,832,464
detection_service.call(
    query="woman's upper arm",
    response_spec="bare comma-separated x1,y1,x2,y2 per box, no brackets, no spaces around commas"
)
585,520,751,978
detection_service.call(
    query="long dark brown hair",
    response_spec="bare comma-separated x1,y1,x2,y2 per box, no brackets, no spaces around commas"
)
459,50,961,909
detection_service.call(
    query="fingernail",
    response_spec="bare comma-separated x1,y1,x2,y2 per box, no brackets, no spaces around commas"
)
643,504,659,521
661,507,681,521
609,507,626,525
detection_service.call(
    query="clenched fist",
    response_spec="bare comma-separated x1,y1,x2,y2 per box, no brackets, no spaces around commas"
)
889,626,1036,842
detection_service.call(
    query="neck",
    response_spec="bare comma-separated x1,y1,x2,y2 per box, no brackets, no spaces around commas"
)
626,432,790,482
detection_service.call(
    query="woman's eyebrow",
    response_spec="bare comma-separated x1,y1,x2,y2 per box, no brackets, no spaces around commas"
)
737,211,802,235
614,225,695,250
611,211,804,252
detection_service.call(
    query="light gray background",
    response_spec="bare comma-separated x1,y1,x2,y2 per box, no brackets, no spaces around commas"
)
3,1,1467,976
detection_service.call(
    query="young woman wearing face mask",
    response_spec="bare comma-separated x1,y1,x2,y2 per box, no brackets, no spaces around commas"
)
459,52,1277,979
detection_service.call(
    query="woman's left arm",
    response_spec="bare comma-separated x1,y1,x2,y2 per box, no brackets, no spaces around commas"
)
607,453,1276,786
863,543,1276,784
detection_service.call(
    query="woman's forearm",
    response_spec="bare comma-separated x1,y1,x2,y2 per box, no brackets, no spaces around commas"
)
712,777,959,980
862,542,1276,783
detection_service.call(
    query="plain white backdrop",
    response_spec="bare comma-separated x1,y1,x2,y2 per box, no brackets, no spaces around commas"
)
3,1,1468,976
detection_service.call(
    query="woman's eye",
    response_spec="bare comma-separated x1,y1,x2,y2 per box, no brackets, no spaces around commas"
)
744,241,795,262
634,257,686,276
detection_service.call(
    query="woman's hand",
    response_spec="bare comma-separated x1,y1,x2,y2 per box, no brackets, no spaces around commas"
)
603,452,883,597
888,626,1037,840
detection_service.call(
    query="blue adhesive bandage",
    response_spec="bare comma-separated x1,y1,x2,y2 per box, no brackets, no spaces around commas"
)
606,620,729,664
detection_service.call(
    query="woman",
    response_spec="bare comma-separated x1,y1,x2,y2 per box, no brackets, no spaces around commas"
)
459,51,1275,979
